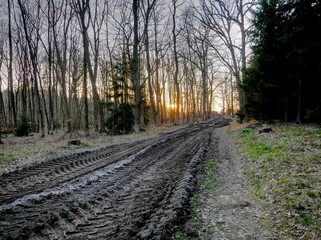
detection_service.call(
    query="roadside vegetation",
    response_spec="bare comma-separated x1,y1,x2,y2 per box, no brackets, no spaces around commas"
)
228,121,321,239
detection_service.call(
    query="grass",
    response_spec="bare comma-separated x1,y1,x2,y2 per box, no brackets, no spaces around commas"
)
0,152,16,164
228,122,321,239
200,161,218,191
177,233,187,240
202,162,218,192
0,144,64,166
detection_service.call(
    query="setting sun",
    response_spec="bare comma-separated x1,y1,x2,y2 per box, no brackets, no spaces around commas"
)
168,103,176,109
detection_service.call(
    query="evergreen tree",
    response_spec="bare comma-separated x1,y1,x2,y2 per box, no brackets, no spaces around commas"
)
105,103,134,135
244,0,321,122
14,115,31,137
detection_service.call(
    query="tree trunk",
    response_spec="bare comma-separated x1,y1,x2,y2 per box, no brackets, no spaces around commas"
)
83,57,89,134
202,55,208,121
296,77,302,123
230,75,234,116
47,39,54,134
7,0,17,126
75,0,104,132
145,28,157,126
0,46,5,144
172,0,180,125
143,0,157,126
133,0,141,132
153,27,162,123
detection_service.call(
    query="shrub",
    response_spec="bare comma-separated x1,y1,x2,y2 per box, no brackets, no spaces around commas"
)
14,115,31,137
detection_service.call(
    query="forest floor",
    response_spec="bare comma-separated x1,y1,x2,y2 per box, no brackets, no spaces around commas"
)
1,117,320,239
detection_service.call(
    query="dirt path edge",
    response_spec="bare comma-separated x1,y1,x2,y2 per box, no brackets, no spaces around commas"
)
179,127,273,240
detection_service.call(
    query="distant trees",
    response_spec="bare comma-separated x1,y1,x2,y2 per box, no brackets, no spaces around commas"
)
2,0,284,139
74,0,105,132
181,7,211,121
196,0,257,121
244,0,321,122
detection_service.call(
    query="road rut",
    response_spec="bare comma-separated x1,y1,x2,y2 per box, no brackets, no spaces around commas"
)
0,117,231,239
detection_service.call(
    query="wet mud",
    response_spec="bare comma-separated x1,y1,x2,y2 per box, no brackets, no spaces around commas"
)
0,117,231,240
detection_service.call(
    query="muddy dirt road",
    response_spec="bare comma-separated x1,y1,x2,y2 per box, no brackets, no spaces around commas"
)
0,117,231,240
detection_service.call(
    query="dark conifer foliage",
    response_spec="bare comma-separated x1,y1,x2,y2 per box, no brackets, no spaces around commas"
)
14,115,31,137
105,103,134,135
244,0,321,122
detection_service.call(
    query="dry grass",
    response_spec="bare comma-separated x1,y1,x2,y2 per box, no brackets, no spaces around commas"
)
228,121,321,239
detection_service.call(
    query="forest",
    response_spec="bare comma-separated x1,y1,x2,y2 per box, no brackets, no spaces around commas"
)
244,0,321,123
0,0,320,140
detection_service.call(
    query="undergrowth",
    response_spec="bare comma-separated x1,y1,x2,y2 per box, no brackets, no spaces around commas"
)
228,123,321,239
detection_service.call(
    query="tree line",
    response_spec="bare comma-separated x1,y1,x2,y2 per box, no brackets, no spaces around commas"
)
0,0,256,140
244,0,321,123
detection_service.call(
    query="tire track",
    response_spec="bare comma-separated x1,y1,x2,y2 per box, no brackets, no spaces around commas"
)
0,142,150,205
0,117,231,239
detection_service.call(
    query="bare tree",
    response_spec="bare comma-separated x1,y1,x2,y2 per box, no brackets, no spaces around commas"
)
182,7,212,120
36,0,57,134
17,0,45,137
15,33,29,118
51,0,73,132
141,0,157,126
0,0,255,137
197,0,256,121
74,0,106,132
152,4,170,124
171,0,181,124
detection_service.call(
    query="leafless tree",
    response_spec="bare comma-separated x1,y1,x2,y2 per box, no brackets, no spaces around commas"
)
73,0,106,132
17,0,46,137
141,0,157,126
171,0,182,124
0,0,260,138
50,0,74,132
152,3,170,124
196,0,257,121
181,7,211,120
